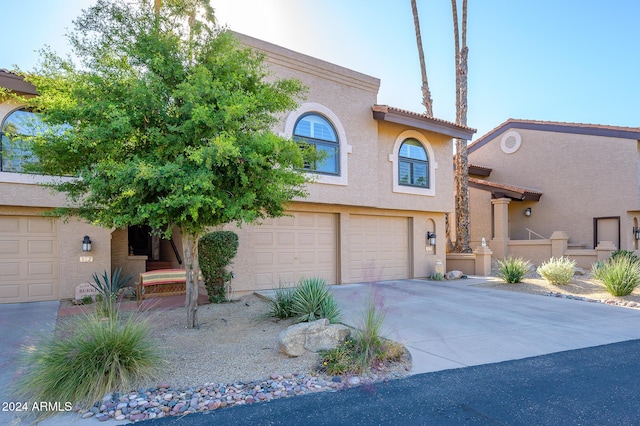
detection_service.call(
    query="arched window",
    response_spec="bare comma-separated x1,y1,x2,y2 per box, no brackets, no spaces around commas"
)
398,138,429,188
1,109,40,173
293,113,339,175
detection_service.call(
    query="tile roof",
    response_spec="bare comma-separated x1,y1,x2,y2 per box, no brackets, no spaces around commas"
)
0,69,37,95
469,177,542,201
372,105,476,140
469,118,640,152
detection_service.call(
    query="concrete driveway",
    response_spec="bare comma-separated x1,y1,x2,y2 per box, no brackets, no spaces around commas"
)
330,277,640,375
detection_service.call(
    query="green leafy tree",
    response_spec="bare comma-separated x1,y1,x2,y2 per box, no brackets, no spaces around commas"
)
16,0,310,328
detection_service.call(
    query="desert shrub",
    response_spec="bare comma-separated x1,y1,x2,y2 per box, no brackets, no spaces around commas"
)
199,231,239,303
320,297,405,375
592,255,640,296
291,277,341,323
496,257,531,284
266,283,295,319
81,295,93,305
15,313,162,418
90,267,132,318
430,272,444,281
610,249,639,264
536,257,575,285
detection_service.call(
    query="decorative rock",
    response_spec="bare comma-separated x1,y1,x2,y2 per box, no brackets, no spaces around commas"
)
81,412,95,419
347,376,361,386
445,270,464,280
279,318,351,357
115,414,126,421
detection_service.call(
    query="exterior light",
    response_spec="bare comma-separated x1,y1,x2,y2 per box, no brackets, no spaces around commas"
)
82,235,92,252
634,227,640,241
524,207,532,217
427,231,436,246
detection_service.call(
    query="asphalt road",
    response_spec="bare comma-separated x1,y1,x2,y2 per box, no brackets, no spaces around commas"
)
147,339,640,426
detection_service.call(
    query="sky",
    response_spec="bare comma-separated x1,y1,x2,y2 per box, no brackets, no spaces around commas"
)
2,0,639,139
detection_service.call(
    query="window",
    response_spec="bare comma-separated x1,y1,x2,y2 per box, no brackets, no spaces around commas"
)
293,113,339,175
398,138,429,188
1,109,40,173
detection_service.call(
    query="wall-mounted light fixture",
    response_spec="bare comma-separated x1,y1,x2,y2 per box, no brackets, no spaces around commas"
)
633,227,640,241
427,231,436,246
524,207,532,217
82,235,92,252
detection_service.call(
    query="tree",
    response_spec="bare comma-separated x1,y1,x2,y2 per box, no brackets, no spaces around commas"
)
452,0,471,253
410,0,433,116
18,0,310,328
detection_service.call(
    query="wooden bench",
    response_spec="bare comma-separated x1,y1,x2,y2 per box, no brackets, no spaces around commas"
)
137,269,186,306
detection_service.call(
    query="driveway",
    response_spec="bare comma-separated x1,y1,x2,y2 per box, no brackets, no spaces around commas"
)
330,277,640,374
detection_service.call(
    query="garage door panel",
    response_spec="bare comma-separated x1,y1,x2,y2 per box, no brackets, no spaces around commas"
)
0,216,59,303
349,215,409,283
253,212,337,287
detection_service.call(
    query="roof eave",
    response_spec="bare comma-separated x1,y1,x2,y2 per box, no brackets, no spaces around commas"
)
372,107,476,140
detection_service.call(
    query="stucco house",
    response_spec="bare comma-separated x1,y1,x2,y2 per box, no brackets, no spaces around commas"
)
466,118,640,268
0,33,474,304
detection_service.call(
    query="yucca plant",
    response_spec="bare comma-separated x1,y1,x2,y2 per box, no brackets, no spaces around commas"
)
266,283,295,319
90,267,132,317
592,255,640,296
290,277,341,323
537,257,576,285
15,312,162,418
496,257,531,284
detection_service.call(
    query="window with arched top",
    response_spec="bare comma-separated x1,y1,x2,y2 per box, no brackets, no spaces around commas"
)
293,113,339,175
398,138,429,188
1,109,40,173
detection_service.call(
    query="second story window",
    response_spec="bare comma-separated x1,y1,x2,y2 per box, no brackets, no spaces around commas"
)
293,113,339,175
1,109,40,173
398,138,429,188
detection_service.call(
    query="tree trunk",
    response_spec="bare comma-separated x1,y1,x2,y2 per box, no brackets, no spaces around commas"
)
181,227,200,328
411,0,434,116
452,0,471,253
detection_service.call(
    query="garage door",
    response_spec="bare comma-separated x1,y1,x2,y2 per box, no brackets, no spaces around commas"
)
254,212,337,287
0,216,59,303
349,215,410,282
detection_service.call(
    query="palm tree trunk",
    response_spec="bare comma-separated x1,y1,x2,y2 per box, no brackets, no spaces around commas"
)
452,0,471,253
411,0,433,116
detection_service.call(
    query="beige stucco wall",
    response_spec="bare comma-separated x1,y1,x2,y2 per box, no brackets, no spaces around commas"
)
0,205,111,299
224,202,446,295
469,128,640,249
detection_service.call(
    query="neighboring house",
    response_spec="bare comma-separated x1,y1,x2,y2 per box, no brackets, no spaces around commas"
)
467,118,640,266
0,33,474,304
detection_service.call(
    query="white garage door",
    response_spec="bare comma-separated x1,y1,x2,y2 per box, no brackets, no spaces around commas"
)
0,216,59,303
349,215,410,282
253,212,337,287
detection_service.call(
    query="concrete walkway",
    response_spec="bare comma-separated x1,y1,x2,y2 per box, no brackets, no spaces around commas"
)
6,277,640,424
0,301,60,426
330,277,640,375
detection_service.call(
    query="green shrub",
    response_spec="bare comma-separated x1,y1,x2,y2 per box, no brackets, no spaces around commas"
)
81,295,93,305
15,313,162,417
536,257,575,285
90,267,132,318
592,255,640,296
266,283,295,319
319,296,405,375
199,231,239,303
497,257,531,283
290,277,341,323
430,272,444,281
320,339,356,375
610,249,639,263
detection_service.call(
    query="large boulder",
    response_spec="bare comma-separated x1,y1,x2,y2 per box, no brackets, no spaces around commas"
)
445,270,464,280
279,318,351,357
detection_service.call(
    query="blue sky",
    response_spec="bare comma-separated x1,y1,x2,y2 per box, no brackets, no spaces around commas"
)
2,0,638,139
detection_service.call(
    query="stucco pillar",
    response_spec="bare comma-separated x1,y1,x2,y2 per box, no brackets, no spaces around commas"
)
473,245,493,276
550,231,569,258
491,198,511,259
596,241,617,262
